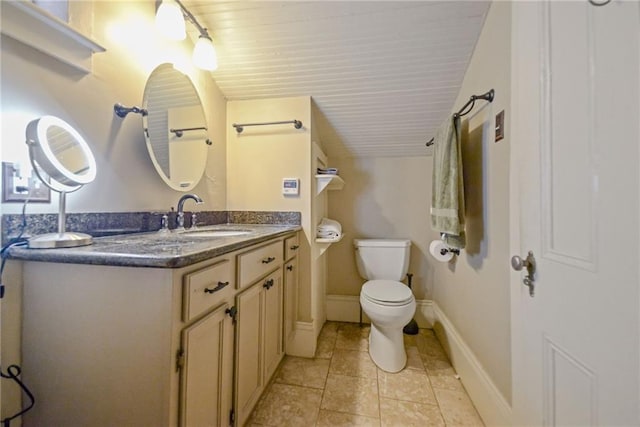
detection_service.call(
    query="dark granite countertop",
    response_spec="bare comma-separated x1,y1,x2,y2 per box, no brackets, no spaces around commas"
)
8,224,301,268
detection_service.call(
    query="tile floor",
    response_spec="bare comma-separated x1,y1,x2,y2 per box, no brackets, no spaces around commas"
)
247,321,484,426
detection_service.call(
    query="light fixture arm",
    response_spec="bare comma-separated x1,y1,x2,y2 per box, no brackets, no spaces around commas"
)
174,0,211,39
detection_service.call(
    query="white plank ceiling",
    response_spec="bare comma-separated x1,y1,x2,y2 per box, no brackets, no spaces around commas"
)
186,1,490,158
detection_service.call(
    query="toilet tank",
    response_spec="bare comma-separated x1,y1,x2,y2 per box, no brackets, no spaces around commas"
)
353,239,411,281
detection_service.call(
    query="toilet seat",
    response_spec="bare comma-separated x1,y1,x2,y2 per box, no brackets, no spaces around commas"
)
361,280,414,306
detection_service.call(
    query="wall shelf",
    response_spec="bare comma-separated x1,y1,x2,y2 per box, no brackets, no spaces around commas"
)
315,234,344,244
0,1,106,73
315,233,343,256
315,174,344,195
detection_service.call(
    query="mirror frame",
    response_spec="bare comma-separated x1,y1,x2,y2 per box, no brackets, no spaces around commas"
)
26,115,97,190
142,63,208,192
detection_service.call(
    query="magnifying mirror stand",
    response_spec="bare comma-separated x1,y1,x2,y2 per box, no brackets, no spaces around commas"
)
28,191,93,249
25,115,97,249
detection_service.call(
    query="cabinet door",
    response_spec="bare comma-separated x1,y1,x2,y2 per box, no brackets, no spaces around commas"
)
283,258,298,353
234,282,264,427
263,269,284,382
179,303,234,427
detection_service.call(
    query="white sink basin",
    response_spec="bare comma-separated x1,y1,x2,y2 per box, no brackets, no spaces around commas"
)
180,229,252,238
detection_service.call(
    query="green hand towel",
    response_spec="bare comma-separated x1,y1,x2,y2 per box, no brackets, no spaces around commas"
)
430,116,466,249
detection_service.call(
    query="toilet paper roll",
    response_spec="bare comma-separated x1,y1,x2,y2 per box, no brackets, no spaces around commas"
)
429,240,454,262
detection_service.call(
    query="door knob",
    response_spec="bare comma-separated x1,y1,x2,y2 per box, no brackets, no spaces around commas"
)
511,255,525,271
511,251,536,297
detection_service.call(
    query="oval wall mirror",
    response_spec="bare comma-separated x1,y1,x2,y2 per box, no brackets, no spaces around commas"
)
25,115,97,248
142,63,209,192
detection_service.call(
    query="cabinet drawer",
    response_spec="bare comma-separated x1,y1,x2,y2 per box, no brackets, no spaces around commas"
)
284,233,300,260
237,241,282,289
182,259,234,322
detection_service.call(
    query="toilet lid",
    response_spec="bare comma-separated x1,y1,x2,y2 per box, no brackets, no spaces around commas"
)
362,280,414,306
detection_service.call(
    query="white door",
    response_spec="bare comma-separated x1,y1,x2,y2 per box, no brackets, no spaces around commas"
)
511,1,640,426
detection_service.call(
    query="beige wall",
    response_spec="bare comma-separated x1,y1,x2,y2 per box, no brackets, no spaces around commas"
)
226,97,316,323
226,97,312,214
431,1,512,403
326,0,512,406
0,1,227,215
327,156,433,300
0,0,227,417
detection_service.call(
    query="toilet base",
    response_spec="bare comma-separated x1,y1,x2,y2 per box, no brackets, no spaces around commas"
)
368,324,407,373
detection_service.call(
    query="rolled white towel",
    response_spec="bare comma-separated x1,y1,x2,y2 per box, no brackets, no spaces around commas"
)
317,217,342,235
317,217,342,240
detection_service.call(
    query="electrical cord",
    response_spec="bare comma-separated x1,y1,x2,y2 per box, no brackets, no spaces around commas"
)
0,195,29,299
1,195,34,425
0,365,35,427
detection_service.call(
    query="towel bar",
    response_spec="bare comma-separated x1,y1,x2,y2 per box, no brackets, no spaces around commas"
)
232,120,303,134
426,89,495,147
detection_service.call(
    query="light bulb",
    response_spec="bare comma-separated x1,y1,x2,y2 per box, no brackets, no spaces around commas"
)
156,0,186,41
193,35,218,71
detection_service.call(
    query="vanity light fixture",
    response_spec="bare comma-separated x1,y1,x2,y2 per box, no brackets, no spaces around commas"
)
156,0,218,71
155,0,185,41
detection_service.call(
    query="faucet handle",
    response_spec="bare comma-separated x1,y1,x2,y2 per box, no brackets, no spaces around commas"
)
190,213,198,229
158,214,170,234
176,212,185,230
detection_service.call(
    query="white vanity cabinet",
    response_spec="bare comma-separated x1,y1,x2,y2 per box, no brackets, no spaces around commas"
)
19,231,298,427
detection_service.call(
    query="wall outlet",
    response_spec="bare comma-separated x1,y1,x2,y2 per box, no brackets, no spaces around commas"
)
495,110,505,142
2,162,51,203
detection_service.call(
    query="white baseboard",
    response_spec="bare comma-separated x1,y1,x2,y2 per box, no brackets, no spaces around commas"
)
325,294,365,323
433,302,512,426
285,320,316,358
414,299,435,328
325,294,434,328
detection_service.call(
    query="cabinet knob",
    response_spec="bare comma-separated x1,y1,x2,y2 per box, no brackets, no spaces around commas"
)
286,265,293,271
290,245,299,250
204,281,229,294
225,306,238,323
263,279,274,289
261,257,276,264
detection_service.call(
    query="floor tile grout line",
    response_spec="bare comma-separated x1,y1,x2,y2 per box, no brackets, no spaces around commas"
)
315,322,340,426
249,321,482,426
422,344,459,427
314,351,331,426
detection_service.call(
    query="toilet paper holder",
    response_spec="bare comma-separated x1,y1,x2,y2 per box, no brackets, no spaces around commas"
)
440,247,460,256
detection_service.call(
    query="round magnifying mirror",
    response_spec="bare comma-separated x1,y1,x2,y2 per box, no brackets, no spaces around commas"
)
25,115,97,248
142,63,208,191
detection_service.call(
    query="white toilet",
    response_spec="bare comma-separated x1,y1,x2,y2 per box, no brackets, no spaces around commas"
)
354,238,416,373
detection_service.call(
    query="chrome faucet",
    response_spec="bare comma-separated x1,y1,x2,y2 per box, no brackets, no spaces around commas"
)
176,193,203,229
